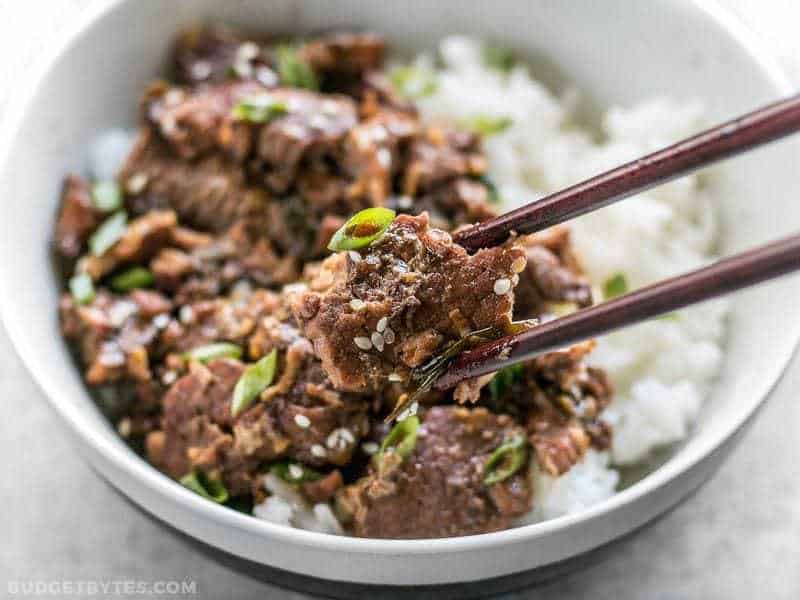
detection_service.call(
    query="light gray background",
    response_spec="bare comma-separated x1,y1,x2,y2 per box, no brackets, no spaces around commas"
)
1,1,798,598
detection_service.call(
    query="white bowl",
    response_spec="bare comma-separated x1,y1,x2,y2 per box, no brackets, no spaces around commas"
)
1,0,799,587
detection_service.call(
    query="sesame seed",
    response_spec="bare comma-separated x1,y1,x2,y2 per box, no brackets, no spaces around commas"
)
388,373,403,382
321,100,340,115
350,298,365,311
309,114,330,130
161,370,177,385
371,332,385,352
294,414,311,429
238,41,260,61
493,278,512,295
383,328,395,344
371,126,388,142
354,336,372,350
179,305,195,324
310,444,327,458
326,428,354,451
288,464,304,480
117,418,132,438
164,89,185,106
376,148,392,168
152,314,170,329
160,114,177,135
190,60,212,80
376,317,388,333
397,196,413,210
361,441,379,455
109,301,138,327
348,251,362,263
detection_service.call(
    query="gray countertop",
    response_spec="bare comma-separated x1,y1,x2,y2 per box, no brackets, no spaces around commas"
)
1,1,799,598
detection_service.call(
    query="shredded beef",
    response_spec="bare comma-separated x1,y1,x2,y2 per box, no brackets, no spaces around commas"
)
337,406,531,538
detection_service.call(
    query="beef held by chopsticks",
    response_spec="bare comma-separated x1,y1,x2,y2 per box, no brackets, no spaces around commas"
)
290,211,527,394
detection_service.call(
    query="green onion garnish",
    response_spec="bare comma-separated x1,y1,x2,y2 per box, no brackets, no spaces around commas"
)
180,470,229,503
271,460,322,483
488,363,524,402
378,415,419,461
389,65,438,99
231,349,278,417
231,95,289,123
89,211,127,257
183,342,243,364
483,434,527,486
276,45,318,90
327,207,396,252
461,115,513,136
603,272,629,299
90,181,123,213
109,266,154,293
471,174,501,203
483,45,516,73
69,273,95,305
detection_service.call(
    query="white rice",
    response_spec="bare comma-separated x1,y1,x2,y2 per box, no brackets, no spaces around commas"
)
88,36,728,531
415,36,728,521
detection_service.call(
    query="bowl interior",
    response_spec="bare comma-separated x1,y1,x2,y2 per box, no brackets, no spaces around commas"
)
1,0,798,585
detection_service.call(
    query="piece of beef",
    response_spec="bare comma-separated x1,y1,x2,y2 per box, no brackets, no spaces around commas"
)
339,108,420,205
53,174,102,259
291,212,527,393
146,80,266,161
481,341,613,476
337,406,531,538
252,88,358,194
60,289,172,385
402,129,487,197
149,310,371,495
514,227,593,319
408,177,498,231
150,219,301,302
172,26,277,88
120,128,271,233
299,32,386,83
81,210,177,280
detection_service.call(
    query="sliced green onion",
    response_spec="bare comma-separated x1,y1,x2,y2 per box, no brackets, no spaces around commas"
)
483,434,527,486
471,174,500,203
378,415,419,460
183,342,243,364
276,45,318,90
69,273,95,305
603,272,629,299
327,207,396,252
271,460,322,483
231,349,278,417
389,66,438,98
180,470,229,503
89,211,127,257
231,94,289,123
90,181,123,213
488,363,524,402
109,266,154,293
483,45,516,73
460,115,513,136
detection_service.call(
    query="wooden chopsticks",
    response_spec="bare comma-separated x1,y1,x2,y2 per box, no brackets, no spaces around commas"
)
434,232,800,390
454,93,800,253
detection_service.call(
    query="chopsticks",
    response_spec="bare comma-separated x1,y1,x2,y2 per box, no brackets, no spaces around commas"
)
433,232,800,390
454,93,800,253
